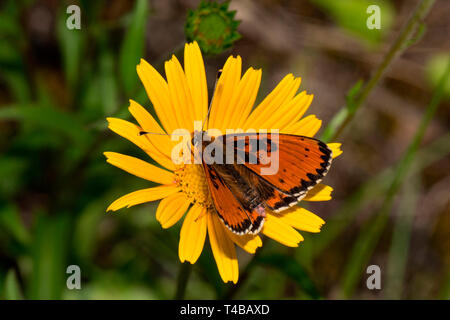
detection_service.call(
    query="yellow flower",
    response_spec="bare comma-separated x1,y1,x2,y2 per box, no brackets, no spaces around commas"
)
105,41,342,284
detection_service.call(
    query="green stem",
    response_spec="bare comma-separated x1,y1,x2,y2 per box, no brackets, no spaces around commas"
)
174,262,192,300
322,0,436,142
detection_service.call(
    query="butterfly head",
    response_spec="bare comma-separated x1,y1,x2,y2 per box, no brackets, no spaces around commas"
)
191,130,214,149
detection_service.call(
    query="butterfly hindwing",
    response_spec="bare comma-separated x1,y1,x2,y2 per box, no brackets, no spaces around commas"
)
202,163,265,235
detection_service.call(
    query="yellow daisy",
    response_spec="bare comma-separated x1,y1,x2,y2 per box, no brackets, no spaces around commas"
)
105,41,342,284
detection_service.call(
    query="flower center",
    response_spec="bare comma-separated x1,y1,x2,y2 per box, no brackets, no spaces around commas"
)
174,164,214,209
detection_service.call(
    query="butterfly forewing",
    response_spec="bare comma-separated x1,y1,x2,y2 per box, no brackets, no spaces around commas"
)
227,133,332,200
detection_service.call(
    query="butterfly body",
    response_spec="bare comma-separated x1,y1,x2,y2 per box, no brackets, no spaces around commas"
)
194,132,333,235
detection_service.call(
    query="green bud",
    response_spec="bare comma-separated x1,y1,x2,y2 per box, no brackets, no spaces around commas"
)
185,0,241,55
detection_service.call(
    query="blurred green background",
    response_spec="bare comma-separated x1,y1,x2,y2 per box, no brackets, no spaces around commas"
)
0,0,449,300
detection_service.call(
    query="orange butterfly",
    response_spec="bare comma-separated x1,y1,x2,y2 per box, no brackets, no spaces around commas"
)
141,70,333,236
194,131,332,235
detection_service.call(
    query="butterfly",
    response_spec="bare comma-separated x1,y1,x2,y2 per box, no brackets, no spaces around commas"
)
141,70,333,236
193,131,333,235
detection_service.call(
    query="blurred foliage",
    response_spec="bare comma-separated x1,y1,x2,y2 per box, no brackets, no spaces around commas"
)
119,0,148,95
311,0,394,44
0,0,449,300
426,53,450,98
4,269,24,299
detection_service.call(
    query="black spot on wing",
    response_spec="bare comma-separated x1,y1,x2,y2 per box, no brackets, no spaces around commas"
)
272,195,297,211
249,215,264,234
316,168,326,176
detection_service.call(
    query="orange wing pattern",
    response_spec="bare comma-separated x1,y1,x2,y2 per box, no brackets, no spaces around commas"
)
201,133,333,234
202,163,265,235
224,133,333,212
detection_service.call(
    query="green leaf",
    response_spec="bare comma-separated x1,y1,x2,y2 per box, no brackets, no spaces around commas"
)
0,204,30,245
119,0,149,94
0,157,28,199
29,213,71,299
100,47,119,115
4,269,23,300
320,80,363,142
0,105,91,146
346,79,364,114
426,53,450,99
0,41,31,104
73,199,106,260
405,22,427,48
311,0,394,44
57,7,85,90
256,254,321,299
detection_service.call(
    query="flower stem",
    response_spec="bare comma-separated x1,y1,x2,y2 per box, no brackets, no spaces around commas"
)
321,0,436,142
174,262,192,300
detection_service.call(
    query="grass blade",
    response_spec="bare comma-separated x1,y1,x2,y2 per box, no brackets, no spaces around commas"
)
384,175,420,299
0,105,91,146
29,214,71,299
119,0,149,94
4,269,23,300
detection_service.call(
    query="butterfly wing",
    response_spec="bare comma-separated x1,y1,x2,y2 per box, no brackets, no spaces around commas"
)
202,163,265,235
224,133,333,212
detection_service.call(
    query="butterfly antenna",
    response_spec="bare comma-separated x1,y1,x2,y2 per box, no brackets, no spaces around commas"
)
201,69,222,132
139,131,192,137
139,131,168,136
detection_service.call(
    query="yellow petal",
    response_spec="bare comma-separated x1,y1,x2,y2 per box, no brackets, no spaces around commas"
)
223,67,262,130
226,230,262,254
179,204,207,263
303,184,333,201
184,41,208,124
136,59,178,133
275,92,314,129
282,114,322,137
278,207,325,233
165,55,195,131
208,56,242,131
243,74,300,130
104,152,174,185
262,214,304,247
207,213,239,284
106,185,179,212
327,142,343,158
155,192,190,228
107,117,175,171
128,99,174,158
